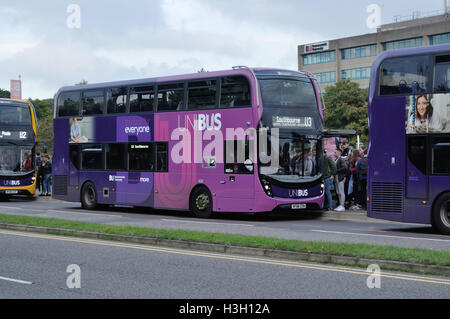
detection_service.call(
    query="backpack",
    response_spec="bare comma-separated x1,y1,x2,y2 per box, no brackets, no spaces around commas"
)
360,157,368,176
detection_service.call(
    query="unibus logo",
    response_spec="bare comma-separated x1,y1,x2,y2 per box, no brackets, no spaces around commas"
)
289,189,308,197
178,113,222,131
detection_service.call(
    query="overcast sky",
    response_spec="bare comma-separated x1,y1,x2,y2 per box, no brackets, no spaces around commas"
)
0,0,446,99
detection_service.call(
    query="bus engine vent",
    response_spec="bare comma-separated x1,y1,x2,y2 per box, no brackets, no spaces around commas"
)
53,175,68,195
371,182,403,213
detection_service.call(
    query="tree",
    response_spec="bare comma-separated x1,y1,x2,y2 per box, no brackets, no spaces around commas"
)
28,98,53,120
0,88,11,98
36,115,53,155
323,79,369,146
76,80,88,85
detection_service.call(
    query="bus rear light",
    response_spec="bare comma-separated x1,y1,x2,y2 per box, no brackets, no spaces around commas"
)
367,196,370,202
422,201,427,205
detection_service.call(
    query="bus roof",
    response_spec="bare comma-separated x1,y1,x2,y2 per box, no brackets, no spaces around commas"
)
55,67,310,96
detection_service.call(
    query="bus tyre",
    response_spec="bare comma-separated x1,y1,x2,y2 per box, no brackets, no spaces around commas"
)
190,186,212,218
81,182,98,210
432,193,450,235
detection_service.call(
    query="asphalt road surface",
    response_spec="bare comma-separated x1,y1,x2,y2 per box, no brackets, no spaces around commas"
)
1,229,449,299
0,196,448,251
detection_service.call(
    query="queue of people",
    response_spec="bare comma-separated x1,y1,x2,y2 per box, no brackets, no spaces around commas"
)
322,143,368,212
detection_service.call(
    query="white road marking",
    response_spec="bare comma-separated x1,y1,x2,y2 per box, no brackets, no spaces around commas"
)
0,275,32,285
311,230,450,243
161,218,254,227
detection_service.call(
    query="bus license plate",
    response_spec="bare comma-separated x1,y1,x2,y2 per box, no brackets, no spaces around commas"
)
5,190,18,194
291,204,306,209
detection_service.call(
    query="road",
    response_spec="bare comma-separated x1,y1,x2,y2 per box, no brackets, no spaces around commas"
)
0,196,448,251
0,229,449,299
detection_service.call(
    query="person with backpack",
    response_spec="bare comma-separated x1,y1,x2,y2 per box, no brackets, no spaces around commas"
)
356,146,368,210
321,149,337,211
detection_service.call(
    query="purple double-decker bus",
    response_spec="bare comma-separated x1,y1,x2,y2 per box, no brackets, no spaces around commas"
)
52,67,329,217
368,44,450,234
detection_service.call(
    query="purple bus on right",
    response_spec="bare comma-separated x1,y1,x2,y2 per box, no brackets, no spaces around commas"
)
367,44,450,235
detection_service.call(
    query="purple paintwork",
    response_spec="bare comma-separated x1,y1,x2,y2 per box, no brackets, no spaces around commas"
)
53,68,325,213
368,44,450,224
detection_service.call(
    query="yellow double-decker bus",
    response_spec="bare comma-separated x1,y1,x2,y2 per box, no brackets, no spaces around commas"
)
0,99,38,199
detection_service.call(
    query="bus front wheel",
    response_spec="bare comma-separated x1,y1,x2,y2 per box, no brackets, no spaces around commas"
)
190,186,212,218
81,182,98,210
432,193,450,235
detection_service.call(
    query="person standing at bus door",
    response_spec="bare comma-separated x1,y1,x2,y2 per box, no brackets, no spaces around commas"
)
334,148,347,212
70,117,81,143
356,147,368,210
349,149,361,210
42,155,52,196
321,149,337,211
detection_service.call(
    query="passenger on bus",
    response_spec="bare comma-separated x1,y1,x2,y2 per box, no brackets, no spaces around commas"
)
22,153,31,171
295,148,313,176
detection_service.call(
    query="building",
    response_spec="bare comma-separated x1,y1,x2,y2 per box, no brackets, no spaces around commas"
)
298,12,450,89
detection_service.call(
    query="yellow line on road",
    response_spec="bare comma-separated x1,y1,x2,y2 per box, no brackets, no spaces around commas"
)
1,229,449,286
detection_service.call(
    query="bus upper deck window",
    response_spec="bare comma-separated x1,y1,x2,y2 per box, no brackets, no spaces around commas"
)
379,56,429,96
58,92,80,117
433,55,450,93
107,87,128,114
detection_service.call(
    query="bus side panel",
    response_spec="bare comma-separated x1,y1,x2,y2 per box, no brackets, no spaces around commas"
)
52,118,71,201
153,108,256,212
367,97,406,222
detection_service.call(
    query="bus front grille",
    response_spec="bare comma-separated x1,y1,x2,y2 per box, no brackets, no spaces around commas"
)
53,175,68,195
371,182,403,213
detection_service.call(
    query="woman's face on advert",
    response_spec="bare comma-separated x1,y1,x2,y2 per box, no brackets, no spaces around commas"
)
417,96,428,119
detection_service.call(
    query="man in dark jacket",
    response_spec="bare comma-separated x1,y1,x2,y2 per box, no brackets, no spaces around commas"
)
334,148,348,212
321,150,337,210
41,155,52,196
356,147,368,210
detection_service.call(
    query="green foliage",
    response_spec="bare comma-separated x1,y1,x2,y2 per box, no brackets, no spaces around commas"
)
323,79,369,145
0,88,11,98
76,79,88,85
36,115,53,155
28,98,53,120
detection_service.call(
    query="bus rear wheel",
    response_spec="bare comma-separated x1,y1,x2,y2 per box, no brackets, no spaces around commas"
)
81,182,98,210
190,186,212,218
432,193,450,235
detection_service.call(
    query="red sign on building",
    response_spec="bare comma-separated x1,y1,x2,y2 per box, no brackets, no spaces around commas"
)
10,80,22,100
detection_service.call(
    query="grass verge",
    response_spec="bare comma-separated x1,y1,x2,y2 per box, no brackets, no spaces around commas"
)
0,213,448,269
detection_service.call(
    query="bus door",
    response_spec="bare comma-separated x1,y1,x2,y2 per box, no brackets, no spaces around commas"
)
69,144,80,187
406,135,428,198
219,137,255,200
